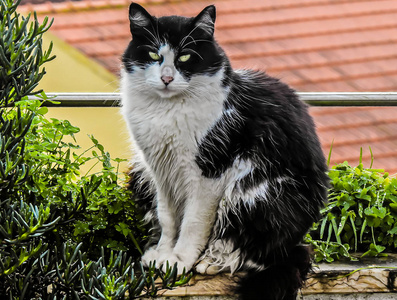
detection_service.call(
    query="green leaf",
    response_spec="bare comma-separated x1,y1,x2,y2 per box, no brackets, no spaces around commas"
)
361,243,386,257
390,203,397,213
36,106,48,115
115,222,131,237
388,226,397,235
360,219,367,243
73,221,91,236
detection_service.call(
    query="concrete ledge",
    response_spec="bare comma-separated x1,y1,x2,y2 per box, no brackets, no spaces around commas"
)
149,254,397,299
305,255,397,296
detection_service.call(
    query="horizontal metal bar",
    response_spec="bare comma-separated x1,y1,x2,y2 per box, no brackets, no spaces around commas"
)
29,93,121,107
28,92,397,107
299,92,397,106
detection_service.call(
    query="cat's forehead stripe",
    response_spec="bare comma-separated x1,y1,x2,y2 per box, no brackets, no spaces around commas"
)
158,44,175,61
158,44,173,54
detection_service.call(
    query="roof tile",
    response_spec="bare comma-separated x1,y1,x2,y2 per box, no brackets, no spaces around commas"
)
218,12,397,45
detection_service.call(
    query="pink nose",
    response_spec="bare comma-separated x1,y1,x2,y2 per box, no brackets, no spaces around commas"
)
161,75,174,85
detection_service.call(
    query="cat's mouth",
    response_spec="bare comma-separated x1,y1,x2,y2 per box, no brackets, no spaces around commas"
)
156,86,180,99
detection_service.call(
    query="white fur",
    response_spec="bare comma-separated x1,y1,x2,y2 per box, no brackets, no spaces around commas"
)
121,44,230,273
198,238,242,274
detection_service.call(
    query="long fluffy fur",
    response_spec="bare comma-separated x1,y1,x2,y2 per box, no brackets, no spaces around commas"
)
121,3,328,299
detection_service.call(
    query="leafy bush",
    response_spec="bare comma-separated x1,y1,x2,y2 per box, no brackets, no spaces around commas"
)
306,150,397,262
18,98,147,258
0,0,54,105
13,98,147,258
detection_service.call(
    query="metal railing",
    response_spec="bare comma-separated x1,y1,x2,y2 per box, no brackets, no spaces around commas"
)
28,92,397,107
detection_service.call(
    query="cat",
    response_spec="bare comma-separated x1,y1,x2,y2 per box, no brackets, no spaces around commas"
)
120,3,329,299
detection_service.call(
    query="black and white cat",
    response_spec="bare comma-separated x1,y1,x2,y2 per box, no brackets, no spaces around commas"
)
121,3,328,299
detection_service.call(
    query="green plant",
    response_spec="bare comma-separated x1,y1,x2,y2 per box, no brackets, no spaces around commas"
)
0,0,54,106
16,98,147,258
306,149,397,262
0,1,56,294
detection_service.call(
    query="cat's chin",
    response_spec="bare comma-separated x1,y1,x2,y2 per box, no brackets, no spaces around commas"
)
155,87,182,99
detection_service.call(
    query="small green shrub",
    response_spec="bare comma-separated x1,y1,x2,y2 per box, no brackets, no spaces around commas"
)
17,98,147,259
306,150,397,262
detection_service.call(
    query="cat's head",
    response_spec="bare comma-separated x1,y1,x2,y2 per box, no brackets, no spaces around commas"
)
122,3,228,99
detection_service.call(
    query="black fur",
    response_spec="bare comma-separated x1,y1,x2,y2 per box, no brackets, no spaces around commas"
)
237,246,312,300
196,69,328,299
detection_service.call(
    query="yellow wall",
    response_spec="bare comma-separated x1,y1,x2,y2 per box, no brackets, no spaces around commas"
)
38,32,119,93
38,32,132,174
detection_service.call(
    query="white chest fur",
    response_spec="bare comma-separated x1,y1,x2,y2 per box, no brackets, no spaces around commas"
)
120,68,227,203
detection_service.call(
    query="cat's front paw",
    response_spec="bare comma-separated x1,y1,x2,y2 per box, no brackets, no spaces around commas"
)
141,248,160,267
160,253,194,275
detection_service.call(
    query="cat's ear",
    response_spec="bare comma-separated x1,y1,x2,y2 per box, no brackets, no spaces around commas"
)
193,5,216,36
128,3,155,36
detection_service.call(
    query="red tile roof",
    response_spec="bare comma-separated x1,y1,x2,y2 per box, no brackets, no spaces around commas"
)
20,0,397,174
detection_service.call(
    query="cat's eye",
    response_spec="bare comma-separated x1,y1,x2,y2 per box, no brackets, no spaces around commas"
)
178,54,191,62
149,51,161,61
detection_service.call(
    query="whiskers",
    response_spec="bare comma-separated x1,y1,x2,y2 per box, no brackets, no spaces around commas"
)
123,72,149,94
178,23,213,60
182,39,212,49
179,23,202,49
185,48,203,61
179,80,215,100
143,25,163,49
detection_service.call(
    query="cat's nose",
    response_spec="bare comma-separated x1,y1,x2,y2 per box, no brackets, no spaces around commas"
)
161,66,174,86
161,75,174,85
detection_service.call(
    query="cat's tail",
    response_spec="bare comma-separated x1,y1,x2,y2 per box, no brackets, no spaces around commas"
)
236,245,311,300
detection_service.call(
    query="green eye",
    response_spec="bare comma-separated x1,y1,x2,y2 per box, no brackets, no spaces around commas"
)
178,54,191,62
149,51,161,61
